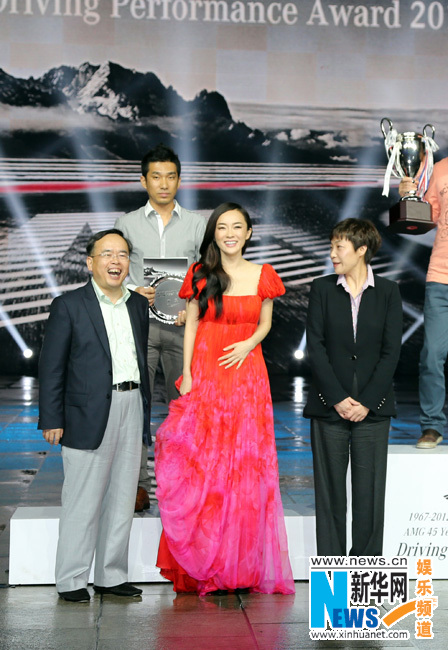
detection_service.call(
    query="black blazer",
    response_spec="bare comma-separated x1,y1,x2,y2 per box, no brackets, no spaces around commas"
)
38,281,151,450
303,274,402,418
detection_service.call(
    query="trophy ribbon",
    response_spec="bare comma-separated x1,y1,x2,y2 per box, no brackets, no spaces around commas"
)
382,127,400,197
417,131,438,196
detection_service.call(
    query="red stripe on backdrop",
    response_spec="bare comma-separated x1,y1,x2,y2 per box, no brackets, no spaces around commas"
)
0,182,125,193
0,180,375,194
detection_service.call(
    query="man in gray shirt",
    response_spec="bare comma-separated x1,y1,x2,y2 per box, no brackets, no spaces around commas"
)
115,144,206,511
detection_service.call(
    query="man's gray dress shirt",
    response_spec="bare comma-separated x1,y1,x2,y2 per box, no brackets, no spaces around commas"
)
115,200,206,289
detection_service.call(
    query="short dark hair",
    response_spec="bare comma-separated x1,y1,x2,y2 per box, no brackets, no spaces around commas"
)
330,218,381,264
141,144,181,177
86,229,132,257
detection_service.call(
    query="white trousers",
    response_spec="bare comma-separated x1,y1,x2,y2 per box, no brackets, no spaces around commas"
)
55,390,142,592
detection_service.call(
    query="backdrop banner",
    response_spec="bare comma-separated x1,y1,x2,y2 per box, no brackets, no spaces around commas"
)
1,0,447,373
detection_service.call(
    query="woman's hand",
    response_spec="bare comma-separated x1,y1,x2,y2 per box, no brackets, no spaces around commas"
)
347,404,369,422
179,374,192,396
218,340,254,369
334,397,361,419
334,397,369,421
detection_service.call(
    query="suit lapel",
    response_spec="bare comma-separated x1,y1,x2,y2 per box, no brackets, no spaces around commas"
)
126,294,145,371
333,282,354,342
82,282,111,360
356,285,375,347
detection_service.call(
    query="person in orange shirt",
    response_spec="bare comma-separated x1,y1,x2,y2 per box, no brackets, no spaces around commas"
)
400,160,448,448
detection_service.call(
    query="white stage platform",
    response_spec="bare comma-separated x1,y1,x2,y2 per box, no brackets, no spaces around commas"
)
9,445,448,584
9,507,315,584
382,445,448,578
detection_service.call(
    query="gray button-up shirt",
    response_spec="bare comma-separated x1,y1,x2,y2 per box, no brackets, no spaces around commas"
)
115,200,207,289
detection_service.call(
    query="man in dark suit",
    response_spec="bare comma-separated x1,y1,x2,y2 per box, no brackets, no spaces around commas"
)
38,229,151,602
304,219,402,557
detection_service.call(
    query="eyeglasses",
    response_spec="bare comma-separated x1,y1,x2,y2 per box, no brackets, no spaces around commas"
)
90,251,130,261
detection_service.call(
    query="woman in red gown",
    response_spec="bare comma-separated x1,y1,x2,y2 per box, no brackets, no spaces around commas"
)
155,202,295,596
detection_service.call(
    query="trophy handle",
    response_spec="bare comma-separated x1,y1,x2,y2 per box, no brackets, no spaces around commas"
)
380,117,393,140
423,123,436,140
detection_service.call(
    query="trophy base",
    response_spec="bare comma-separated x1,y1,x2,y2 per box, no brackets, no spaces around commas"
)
388,200,436,235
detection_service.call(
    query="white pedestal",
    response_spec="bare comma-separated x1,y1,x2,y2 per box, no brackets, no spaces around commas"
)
383,445,448,578
9,507,315,585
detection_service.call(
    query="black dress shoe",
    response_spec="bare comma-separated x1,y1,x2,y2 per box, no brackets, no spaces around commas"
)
135,486,150,512
58,588,90,602
93,582,142,597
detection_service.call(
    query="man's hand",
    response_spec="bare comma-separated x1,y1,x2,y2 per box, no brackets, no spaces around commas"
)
136,286,156,306
398,176,418,198
174,310,187,327
43,428,64,445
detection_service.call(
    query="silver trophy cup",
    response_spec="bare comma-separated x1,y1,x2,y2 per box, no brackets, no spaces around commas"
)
381,118,437,234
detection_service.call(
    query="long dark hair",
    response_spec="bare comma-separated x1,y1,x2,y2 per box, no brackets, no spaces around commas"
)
191,202,253,318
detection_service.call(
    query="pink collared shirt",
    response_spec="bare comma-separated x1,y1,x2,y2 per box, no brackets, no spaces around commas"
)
337,265,375,341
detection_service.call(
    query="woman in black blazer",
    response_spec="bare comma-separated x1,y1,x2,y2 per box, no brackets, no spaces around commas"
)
304,219,402,556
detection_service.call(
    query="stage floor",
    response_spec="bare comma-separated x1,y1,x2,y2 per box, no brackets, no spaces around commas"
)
0,375,447,649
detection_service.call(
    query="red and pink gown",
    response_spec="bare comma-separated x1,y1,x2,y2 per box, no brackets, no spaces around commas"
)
154,263,295,596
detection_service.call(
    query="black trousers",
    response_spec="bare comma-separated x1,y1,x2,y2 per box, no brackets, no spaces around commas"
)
311,416,390,557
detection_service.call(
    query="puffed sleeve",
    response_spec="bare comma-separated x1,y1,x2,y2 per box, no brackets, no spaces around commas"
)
258,264,285,300
179,263,206,299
